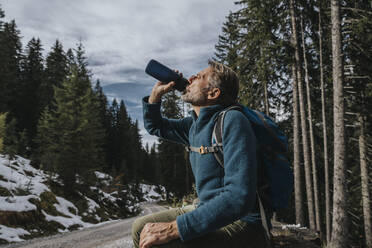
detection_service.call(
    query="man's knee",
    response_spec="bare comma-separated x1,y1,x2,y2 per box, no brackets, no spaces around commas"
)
132,215,149,247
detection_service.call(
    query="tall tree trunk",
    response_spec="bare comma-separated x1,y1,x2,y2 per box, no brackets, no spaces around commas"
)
330,0,348,246
300,15,321,234
359,115,372,248
290,0,315,229
291,63,304,226
318,5,332,244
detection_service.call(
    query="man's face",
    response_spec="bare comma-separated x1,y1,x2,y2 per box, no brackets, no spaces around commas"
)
181,67,212,106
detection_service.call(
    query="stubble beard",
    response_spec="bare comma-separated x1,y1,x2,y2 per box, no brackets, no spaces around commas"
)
181,88,208,106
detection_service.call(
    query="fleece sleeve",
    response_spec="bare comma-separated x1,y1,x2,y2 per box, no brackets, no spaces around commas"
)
176,110,258,241
142,96,193,145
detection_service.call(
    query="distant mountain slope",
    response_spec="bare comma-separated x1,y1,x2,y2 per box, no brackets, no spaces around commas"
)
102,82,153,124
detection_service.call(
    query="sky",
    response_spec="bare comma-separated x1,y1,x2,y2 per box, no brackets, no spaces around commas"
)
1,0,239,146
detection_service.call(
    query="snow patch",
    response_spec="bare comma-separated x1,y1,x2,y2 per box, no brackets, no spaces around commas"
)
0,225,30,242
85,196,99,213
0,195,37,212
281,224,307,230
54,196,79,217
42,210,92,229
139,184,165,202
0,155,49,196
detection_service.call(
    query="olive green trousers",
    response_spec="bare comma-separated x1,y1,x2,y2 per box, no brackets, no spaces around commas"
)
132,205,269,248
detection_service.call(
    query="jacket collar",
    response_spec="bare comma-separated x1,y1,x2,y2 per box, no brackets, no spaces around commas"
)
189,104,226,123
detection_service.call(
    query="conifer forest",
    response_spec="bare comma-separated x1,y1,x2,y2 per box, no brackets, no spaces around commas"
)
0,1,371,247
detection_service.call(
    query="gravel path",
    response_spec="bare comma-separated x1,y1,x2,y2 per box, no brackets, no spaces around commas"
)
0,203,167,248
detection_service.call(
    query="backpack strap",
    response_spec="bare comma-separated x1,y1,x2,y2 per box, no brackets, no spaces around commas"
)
185,145,219,154
258,193,273,247
212,105,242,167
185,105,241,163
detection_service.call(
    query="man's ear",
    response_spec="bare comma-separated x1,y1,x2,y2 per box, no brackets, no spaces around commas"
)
207,88,221,100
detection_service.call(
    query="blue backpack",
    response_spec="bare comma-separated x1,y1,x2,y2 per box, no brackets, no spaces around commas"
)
187,104,294,213
209,105,294,213
187,104,293,242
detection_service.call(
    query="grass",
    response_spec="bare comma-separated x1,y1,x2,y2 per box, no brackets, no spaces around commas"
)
0,174,8,182
0,186,12,196
13,187,31,196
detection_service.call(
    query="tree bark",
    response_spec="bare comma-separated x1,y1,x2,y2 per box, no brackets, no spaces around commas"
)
291,63,304,226
318,5,332,244
300,15,321,234
290,0,315,230
330,0,348,246
359,115,372,248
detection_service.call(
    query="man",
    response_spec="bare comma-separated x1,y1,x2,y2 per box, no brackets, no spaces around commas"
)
132,61,269,248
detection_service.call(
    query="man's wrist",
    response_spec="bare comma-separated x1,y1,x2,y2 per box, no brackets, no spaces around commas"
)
170,220,180,239
148,92,162,104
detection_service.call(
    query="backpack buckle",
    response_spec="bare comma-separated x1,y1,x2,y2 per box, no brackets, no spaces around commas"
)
199,146,207,154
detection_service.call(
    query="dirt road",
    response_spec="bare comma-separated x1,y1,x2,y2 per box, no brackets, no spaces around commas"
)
1,203,166,248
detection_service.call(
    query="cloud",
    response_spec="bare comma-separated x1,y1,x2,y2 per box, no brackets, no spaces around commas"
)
1,0,238,147
2,0,237,84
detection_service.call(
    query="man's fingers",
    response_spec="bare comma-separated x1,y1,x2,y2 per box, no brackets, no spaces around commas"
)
165,81,175,90
142,237,156,248
142,241,149,248
140,237,151,248
173,69,183,78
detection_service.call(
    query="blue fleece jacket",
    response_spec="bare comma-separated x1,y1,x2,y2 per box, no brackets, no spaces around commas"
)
142,96,261,242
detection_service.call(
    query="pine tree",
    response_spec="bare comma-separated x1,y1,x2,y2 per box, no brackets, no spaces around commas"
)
0,5,4,25
290,0,315,229
74,41,91,82
106,99,119,173
318,3,332,243
358,115,371,248
117,100,133,179
290,0,316,229
36,66,105,190
130,120,143,182
342,2,372,246
291,63,305,227
214,0,290,117
234,0,288,116
18,37,45,155
3,117,28,159
66,48,75,67
0,20,22,115
330,0,348,246
150,143,161,185
42,40,68,110
300,14,321,233
214,11,240,71
157,91,189,199
93,80,111,172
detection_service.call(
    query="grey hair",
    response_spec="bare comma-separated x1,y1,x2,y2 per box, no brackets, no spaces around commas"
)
207,60,239,106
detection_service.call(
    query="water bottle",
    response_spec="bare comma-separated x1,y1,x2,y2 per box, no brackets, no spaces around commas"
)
145,59,189,92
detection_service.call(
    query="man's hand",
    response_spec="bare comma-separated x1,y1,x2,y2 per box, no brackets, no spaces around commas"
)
148,71,184,104
148,81,175,103
139,220,180,248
